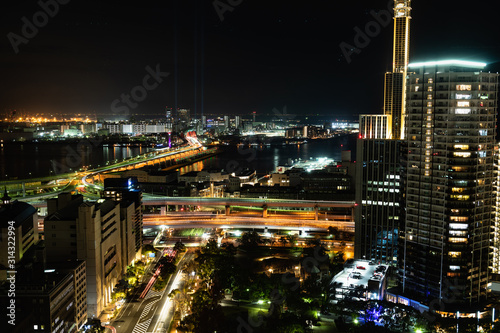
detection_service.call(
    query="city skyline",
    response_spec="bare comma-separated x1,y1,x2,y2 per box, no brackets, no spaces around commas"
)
1,1,499,118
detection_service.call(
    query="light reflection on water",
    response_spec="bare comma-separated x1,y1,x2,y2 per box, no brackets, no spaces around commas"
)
1,134,356,179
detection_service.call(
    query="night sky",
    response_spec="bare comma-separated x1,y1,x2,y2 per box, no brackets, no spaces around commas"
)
1,0,499,119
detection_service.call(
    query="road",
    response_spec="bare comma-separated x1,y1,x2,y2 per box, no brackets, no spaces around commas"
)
148,251,193,333
143,214,355,232
108,251,193,333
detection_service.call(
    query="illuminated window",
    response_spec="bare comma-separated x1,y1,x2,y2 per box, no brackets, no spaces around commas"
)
449,265,460,271
427,94,433,100
451,187,465,193
450,216,468,222
449,237,467,243
450,195,470,200
427,102,433,107
453,152,471,157
428,86,433,92
454,144,469,150
456,84,471,91
450,223,468,230
449,230,467,236
428,78,433,84
448,251,461,258
457,101,470,107
456,93,472,99
415,86,420,92
455,108,471,114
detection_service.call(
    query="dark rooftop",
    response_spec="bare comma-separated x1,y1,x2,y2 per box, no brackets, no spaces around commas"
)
0,200,36,228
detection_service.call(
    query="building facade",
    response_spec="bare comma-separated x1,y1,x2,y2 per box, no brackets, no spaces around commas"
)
384,0,411,139
45,193,135,317
403,60,498,305
355,0,410,266
355,139,403,266
0,198,38,271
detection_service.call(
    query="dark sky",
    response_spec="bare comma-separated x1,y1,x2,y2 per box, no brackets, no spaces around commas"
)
0,0,499,120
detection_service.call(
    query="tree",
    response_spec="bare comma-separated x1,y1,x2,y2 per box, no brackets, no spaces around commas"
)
238,231,261,249
168,286,191,319
287,234,298,247
327,226,339,239
174,241,186,252
159,261,176,278
142,244,156,256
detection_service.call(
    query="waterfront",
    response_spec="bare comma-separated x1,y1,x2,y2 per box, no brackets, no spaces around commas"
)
0,134,357,180
180,134,357,176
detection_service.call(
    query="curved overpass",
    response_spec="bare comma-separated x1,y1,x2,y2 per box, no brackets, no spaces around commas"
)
81,143,205,190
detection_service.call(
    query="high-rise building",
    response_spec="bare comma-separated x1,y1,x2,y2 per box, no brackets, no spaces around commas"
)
235,115,241,129
355,0,410,266
384,0,411,139
44,193,137,317
177,108,191,124
0,196,38,272
359,115,391,140
355,139,403,266
402,60,498,305
201,115,207,129
0,260,87,333
103,177,143,257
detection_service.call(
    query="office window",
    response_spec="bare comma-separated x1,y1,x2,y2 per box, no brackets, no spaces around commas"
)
456,84,471,91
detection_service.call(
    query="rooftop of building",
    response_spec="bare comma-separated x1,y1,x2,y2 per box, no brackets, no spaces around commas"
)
104,177,140,191
45,259,85,272
95,199,119,216
408,59,487,69
0,200,37,228
179,171,198,177
331,259,389,291
45,196,82,221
